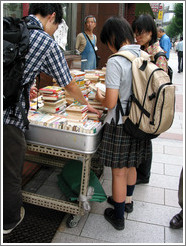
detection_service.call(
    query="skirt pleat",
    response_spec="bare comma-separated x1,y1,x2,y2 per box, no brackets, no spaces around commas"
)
98,120,152,169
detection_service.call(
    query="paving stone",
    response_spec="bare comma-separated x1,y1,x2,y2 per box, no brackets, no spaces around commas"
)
152,153,183,165
152,143,164,153
152,138,183,147
165,227,183,243
151,162,164,174
102,179,112,196
165,164,182,177
90,201,128,218
133,185,164,205
148,173,179,190
52,232,107,243
128,201,181,227
164,145,183,156
103,166,112,180
57,213,89,236
81,213,165,243
165,189,180,207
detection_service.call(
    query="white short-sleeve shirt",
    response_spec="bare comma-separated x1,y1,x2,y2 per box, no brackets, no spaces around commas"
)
104,44,141,125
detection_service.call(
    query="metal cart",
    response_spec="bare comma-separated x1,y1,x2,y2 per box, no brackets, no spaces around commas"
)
23,124,103,227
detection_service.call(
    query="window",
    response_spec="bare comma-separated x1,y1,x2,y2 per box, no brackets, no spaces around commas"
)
3,3,22,18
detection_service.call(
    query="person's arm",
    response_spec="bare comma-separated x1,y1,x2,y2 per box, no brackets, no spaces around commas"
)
96,87,118,109
95,58,120,109
76,34,86,53
65,79,101,116
44,42,100,116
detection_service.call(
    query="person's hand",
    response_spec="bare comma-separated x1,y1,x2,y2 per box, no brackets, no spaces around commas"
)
87,103,101,117
95,88,105,102
30,86,38,100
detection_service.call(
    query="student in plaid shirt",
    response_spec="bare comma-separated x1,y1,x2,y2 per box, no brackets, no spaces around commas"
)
3,3,100,235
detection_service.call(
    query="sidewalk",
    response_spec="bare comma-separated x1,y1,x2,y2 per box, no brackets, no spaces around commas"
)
52,50,184,244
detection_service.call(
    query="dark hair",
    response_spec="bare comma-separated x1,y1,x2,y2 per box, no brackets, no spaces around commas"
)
180,37,183,41
100,16,134,51
29,3,63,24
84,15,96,23
132,14,157,47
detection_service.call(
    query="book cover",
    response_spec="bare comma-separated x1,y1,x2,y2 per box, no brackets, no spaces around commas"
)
42,105,66,114
39,86,63,94
42,94,65,101
66,103,88,113
44,98,66,107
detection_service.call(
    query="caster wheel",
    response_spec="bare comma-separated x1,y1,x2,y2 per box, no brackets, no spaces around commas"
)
66,214,81,228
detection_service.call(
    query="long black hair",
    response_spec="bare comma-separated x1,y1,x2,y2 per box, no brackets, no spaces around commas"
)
100,16,134,51
132,14,157,47
29,3,63,24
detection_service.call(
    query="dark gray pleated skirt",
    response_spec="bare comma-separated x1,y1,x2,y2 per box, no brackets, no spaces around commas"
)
98,119,152,169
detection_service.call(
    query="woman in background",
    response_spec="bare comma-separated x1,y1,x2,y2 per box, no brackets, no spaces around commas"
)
132,14,168,186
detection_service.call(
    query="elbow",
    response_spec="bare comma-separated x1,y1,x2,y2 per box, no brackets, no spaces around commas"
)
104,102,116,109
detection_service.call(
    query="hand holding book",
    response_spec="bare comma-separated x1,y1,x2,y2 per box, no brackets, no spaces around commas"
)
87,103,101,118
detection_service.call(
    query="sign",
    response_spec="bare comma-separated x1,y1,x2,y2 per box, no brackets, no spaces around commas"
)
159,4,163,10
150,3,159,12
158,11,163,20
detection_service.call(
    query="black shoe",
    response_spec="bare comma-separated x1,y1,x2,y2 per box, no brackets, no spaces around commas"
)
107,196,133,213
104,208,124,230
170,212,183,229
178,71,181,73
136,178,149,185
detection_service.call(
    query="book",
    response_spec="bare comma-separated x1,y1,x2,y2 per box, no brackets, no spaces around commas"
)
41,104,66,114
89,82,106,96
43,98,66,107
39,86,63,94
66,113,88,122
42,93,65,101
87,112,102,120
66,103,88,113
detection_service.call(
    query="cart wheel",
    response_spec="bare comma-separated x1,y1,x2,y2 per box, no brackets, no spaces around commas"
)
66,214,81,228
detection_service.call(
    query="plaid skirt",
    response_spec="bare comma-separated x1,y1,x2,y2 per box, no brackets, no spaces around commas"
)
98,119,152,169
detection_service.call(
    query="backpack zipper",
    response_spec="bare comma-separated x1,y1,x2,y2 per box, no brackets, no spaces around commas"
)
153,89,165,134
151,83,171,133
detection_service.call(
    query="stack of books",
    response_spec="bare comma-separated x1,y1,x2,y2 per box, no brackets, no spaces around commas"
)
65,103,88,125
70,70,85,86
39,86,66,113
28,111,102,133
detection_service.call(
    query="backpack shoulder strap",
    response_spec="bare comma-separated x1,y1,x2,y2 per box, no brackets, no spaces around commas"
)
154,51,167,63
109,50,150,62
109,50,136,62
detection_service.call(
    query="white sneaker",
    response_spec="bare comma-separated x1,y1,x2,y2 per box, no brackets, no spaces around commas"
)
3,207,25,235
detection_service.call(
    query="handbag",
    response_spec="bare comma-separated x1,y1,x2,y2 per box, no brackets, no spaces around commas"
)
84,32,100,68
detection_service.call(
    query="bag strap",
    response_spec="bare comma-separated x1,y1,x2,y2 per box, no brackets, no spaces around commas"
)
110,50,136,62
83,32,98,59
154,51,167,63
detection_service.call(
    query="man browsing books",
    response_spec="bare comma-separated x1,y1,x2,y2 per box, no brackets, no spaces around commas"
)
3,3,100,235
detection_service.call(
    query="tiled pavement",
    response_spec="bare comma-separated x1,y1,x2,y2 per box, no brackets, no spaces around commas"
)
52,50,184,244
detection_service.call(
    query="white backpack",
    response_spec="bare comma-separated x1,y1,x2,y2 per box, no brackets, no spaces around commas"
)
111,50,176,139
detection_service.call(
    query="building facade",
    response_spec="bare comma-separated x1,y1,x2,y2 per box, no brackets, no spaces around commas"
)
3,2,153,69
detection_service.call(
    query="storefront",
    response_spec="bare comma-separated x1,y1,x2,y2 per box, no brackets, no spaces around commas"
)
3,2,154,69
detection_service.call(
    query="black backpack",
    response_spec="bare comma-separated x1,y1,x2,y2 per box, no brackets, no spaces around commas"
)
154,52,173,82
3,17,42,128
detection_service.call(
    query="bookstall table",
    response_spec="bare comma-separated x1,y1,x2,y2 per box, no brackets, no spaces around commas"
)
23,124,103,228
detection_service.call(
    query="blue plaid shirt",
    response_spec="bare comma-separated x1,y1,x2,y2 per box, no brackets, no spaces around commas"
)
3,15,72,132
